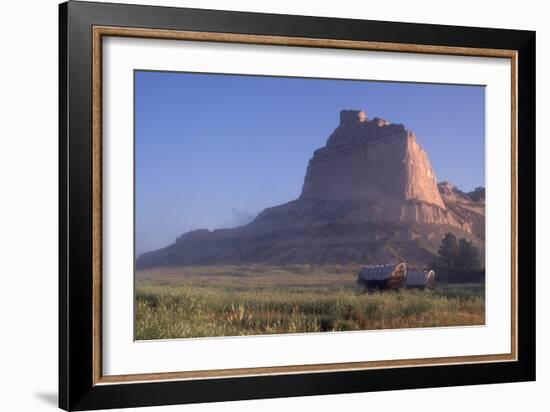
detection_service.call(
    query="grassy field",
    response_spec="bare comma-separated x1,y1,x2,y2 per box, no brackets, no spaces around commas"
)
135,265,485,340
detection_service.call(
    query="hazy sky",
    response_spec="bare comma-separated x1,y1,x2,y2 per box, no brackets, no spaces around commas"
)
135,71,485,254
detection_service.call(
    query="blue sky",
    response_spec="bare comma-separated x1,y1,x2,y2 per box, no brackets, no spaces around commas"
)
135,71,485,254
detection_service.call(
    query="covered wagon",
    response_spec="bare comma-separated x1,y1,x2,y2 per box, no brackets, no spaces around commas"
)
357,263,407,292
405,270,436,289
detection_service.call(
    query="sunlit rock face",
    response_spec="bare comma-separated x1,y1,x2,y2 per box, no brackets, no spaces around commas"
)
137,109,485,268
301,109,445,210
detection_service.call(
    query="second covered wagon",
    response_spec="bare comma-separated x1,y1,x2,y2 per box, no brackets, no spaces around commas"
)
405,270,436,289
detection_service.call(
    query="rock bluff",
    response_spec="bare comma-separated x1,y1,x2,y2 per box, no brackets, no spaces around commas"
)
137,109,485,268
301,109,445,209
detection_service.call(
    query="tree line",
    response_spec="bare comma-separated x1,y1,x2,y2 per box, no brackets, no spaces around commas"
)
434,233,484,283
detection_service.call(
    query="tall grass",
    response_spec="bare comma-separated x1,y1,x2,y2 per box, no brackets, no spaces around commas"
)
135,265,484,340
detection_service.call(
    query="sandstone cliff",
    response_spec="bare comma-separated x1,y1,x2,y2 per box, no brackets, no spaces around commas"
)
137,109,484,268
301,110,444,209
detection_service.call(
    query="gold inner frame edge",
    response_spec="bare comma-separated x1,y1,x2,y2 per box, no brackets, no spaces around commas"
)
91,25,518,386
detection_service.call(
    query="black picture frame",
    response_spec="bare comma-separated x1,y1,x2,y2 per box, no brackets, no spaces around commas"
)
59,1,536,410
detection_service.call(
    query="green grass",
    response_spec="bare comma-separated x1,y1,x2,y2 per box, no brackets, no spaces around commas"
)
135,265,485,340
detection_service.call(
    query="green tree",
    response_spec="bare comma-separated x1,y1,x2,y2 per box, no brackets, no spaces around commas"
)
435,233,485,283
436,233,459,283
456,238,483,282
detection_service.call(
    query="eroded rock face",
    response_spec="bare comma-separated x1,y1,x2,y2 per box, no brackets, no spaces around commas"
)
137,109,485,268
438,182,485,239
300,110,445,209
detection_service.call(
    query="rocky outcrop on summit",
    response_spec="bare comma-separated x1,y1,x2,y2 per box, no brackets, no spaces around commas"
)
301,110,444,209
137,109,485,269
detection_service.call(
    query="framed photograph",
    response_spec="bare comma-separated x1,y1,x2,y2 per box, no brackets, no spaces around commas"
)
59,1,536,410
